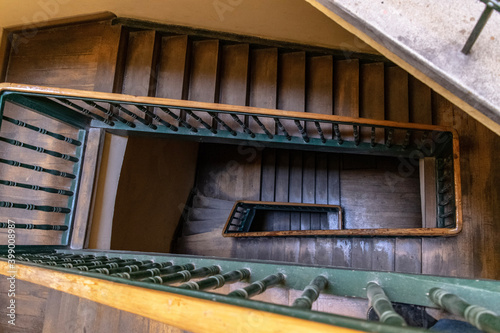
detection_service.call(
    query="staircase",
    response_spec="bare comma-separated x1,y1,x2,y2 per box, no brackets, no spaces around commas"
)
2,16,499,281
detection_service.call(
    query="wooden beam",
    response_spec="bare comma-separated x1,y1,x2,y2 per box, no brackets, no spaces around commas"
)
71,128,105,249
0,262,361,333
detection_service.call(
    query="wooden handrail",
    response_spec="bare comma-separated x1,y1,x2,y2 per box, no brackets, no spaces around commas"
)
0,261,363,333
0,83,456,133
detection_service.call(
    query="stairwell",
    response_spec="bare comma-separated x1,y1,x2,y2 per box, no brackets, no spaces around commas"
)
2,16,499,282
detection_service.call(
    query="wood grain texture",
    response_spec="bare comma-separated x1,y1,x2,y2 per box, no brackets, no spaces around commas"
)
0,279,48,333
219,43,249,131
249,48,278,134
111,137,198,253
360,62,384,144
334,59,359,142
278,52,306,137
0,103,78,246
385,67,421,274
286,150,302,263
6,22,109,91
306,55,333,138
299,152,316,264
187,39,220,127
155,35,190,127
0,83,458,133
2,262,364,333
94,23,123,93
71,128,104,249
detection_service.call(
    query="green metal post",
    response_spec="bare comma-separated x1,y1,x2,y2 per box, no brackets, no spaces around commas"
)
429,288,500,333
292,275,329,309
366,282,407,327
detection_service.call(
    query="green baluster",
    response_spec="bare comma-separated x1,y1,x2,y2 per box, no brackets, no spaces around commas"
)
292,276,328,309
0,158,76,178
2,116,81,145
429,288,500,333
179,269,250,291
366,282,407,327
228,273,285,299
0,137,79,162
0,201,70,213
93,261,172,275
0,180,73,196
116,264,195,280
142,265,218,284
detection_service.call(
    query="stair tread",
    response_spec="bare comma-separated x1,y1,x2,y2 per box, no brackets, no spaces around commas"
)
192,194,235,210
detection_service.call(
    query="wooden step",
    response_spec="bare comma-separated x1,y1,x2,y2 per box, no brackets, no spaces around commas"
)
248,48,278,134
187,39,220,128
219,43,249,131
192,194,234,210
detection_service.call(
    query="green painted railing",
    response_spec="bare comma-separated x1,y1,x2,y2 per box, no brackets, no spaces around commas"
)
0,87,86,246
0,84,461,239
2,249,500,333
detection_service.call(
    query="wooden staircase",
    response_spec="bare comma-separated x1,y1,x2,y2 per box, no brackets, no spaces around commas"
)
1,15,500,333
1,15,499,280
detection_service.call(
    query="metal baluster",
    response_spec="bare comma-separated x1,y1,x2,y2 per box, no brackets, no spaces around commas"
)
142,265,219,284
386,129,394,148
439,211,455,219
314,122,326,144
418,131,429,150
30,256,110,266
292,276,328,309
273,118,291,141
294,120,309,143
333,124,343,144
439,183,453,194
159,107,198,133
0,223,68,231
366,282,407,326
230,114,254,138
94,261,172,275
438,194,453,207
370,127,376,147
118,264,195,280
0,158,76,179
84,101,135,128
402,130,411,150
209,112,237,136
58,258,125,269
353,125,360,146
2,116,82,146
429,288,500,332
57,98,115,126
135,106,178,131
179,268,250,291
74,259,152,271
0,180,73,196
183,109,217,134
251,116,273,139
111,104,157,130
228,273,285,299
0,137,79,162
0,201,70,214
462,1,497,54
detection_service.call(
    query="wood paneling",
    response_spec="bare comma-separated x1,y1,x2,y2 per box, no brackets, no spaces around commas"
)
249,48,278,134
6,21,110,91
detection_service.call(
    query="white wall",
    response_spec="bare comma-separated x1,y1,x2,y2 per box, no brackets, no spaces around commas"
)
0,0,375,53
